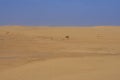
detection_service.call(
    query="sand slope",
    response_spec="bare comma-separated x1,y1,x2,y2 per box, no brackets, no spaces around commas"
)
0,26,120,80
0,56,120,80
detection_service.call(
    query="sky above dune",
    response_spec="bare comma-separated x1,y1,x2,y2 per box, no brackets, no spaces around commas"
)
0,0,120,26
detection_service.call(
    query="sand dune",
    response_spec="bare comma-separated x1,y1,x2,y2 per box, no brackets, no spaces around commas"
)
0,26,120,80
0,56,120,80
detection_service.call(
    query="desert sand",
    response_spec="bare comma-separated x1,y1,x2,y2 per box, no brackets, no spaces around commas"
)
0,26,120,80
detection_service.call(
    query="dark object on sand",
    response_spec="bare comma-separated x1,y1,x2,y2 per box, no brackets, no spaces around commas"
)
65,36,70,39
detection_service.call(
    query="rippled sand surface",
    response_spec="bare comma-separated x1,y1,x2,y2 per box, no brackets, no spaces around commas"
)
0,26,120,80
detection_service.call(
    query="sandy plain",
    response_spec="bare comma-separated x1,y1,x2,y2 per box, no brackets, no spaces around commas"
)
0,26,120,80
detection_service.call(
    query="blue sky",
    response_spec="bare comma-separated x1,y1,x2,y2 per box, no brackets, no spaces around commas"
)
0,0,120,26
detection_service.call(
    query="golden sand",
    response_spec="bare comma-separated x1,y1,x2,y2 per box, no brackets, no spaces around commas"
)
0,26,120,80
